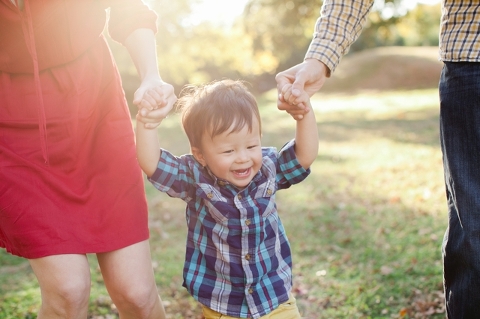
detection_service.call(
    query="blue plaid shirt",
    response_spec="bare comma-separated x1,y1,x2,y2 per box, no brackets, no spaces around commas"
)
148,140,310,318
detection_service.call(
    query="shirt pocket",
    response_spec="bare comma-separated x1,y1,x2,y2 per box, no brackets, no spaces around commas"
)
252,178,277,219
196,183,230,224
195,184,244,254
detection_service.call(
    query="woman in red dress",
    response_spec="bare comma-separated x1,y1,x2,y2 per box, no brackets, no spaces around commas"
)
0,0,176,318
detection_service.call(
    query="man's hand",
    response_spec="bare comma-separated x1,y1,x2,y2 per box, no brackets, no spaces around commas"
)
275,59,329,119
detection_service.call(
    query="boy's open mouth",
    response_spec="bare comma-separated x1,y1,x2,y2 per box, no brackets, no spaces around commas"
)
233,168,250,176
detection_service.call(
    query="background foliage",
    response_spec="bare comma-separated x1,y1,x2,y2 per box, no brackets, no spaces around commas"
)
111,0,441,100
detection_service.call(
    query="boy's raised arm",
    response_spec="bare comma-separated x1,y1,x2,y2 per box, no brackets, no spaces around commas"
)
281,84,319,169
136,116,163,177
294,102,319,169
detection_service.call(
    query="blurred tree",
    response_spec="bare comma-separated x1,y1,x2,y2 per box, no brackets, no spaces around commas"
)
243,0,441,68
135,0,277,94
109,0,442,112
396,3,440,46
107,0,195,113
124,0,265,91
243,0,319,73
351,1,440,51
351,0,406,51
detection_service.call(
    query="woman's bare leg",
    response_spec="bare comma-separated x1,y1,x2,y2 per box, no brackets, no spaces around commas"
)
97,240,166,319
29,254,91,319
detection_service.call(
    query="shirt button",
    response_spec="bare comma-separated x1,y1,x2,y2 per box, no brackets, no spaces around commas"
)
245,219,251,226
245,254,251,261
248,288,254,294
267,189,273,195
218,181,226,186
207,193,213,199
237,194,242,200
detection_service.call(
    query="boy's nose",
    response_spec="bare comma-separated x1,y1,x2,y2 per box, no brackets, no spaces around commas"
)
236,150,249,162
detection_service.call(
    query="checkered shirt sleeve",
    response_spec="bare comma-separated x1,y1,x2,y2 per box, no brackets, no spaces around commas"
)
305,0,374,74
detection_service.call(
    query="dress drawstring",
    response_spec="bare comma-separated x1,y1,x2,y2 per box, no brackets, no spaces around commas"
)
18,0,49,164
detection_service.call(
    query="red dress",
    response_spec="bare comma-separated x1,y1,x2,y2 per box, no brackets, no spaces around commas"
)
0,0,157,258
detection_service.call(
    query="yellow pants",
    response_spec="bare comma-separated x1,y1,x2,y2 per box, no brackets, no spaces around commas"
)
202,295,301,319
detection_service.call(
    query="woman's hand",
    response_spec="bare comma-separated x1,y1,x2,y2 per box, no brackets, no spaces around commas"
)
134,77,176,129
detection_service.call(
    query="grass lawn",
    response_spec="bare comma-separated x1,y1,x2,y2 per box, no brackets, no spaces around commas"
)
0,88,446,319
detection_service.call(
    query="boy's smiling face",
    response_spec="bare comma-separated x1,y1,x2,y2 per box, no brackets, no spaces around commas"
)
192,117,263,189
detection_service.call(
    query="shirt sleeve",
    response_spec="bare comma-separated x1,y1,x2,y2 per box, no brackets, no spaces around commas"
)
147,149,196,201
107,0,158,44
274,140,311,190
305,0,374,74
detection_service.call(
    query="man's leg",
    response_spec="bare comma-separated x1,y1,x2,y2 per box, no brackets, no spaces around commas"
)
440,61,480,319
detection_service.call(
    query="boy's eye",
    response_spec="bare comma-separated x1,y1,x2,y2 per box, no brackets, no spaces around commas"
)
222,150,234,154
248,145,258,149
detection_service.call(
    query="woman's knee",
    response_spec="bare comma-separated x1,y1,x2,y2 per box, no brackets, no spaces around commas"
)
111,283,160,317
36,271,91,318
29,254,91,316
53,275,91,306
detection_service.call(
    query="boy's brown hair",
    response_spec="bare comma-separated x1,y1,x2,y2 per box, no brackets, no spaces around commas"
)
178,79,262,149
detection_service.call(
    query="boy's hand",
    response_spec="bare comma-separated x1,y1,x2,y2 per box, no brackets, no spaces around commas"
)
133,77,176,129
136,107,170,129
279,83,312,121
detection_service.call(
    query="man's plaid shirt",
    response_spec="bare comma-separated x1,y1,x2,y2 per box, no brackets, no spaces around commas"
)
306,0,480,74
148,140,310,318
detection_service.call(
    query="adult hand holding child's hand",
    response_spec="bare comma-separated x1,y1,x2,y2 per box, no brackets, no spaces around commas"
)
134,77,177,129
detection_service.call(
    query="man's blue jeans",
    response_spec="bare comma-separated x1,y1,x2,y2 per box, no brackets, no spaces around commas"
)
440,62,480,319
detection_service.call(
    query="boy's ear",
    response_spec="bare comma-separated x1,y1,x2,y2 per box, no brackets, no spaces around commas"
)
191,147,207,167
